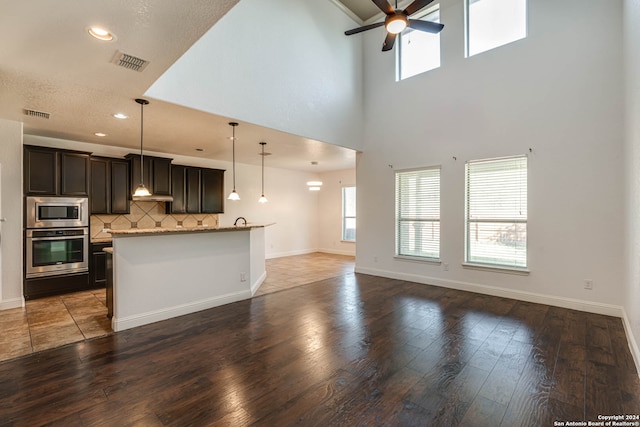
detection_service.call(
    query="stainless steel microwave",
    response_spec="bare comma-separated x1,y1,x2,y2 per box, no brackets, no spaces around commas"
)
26,196,89,229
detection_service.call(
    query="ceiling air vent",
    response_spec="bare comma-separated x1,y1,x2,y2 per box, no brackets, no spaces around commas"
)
111,50,149,72
24,109,50,119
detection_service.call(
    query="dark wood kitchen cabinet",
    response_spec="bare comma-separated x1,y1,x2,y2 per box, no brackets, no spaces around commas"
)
201,168,224,213
166,165,224,214
169,165,187,213
126,154,172,197
186,167,201,213
90,157,130,214
89,242,110,289
24,145,90,196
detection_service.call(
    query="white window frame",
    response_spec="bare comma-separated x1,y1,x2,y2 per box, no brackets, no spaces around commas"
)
342,186,356,242
395,166,441,261
464,155,528,272
465,0,528,58
396,5,441,81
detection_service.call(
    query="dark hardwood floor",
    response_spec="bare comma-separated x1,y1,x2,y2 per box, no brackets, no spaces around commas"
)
1,273,638,426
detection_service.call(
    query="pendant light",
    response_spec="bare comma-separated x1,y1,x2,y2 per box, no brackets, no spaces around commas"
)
258,142,268,203
227,122,240,200
133,98,151,197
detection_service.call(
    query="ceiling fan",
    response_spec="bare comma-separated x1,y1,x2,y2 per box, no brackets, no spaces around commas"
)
344,0,444,52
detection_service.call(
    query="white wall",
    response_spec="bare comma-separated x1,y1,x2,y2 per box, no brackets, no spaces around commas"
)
624,0,640,367
147,0,364,152
317,168,356,256
356,0,626,313
0,119,23,309
25,135,321,259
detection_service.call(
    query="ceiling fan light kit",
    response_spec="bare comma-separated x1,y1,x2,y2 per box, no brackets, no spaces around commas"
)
345,0,444,51
385,14,408,34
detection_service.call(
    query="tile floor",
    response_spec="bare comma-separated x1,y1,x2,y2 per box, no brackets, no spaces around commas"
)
0,252,355,363
0,289,111,362
255,252,355,296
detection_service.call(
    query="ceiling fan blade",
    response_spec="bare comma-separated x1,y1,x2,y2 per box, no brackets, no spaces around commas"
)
345,21,385,36
382,33,397,51
372,0,395,15
403,0,436,16
408,19,444,33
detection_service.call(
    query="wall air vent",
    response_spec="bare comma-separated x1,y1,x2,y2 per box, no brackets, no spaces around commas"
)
111,50,149,72
24,109,50,119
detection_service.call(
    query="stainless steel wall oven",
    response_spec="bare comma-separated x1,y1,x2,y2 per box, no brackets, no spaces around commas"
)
25,228,89,278
25,197,89,279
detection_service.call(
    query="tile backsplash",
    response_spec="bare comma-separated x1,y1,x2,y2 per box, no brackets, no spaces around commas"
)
90,201,218,241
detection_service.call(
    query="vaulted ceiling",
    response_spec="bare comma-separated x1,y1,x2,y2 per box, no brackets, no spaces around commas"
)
0,0,380,172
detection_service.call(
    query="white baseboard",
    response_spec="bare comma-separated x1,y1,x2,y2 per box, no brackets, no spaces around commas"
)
354,266,624,317
318,248,356,257
112,290,252,332
0,297,24,310
621,308,640,377
266,248,317,259
251,271,267,296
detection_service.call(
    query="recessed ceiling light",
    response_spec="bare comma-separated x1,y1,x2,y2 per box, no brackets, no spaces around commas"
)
113,113,128,119
88,27,115,41
94,132,107,137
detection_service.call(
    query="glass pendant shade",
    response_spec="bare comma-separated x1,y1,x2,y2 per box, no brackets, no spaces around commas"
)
228,190,240,201
133,184,151,197
259,195,268,203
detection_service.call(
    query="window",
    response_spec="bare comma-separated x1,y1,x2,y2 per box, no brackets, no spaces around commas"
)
342,186,356,242
397,7,441,81
465,156,527,269
466,0,527,57
395,167,440,259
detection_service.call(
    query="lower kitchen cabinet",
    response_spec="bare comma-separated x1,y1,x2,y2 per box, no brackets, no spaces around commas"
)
89,243,110,289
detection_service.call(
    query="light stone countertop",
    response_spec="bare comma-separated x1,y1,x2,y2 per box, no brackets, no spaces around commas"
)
108,223,273,237
91,237,113,244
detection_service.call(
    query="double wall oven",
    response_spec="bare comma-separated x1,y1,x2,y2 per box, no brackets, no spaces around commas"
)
25,197,89,279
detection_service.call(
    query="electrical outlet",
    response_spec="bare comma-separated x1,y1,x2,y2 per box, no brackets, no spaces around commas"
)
444,263,449,271
374,256,378,263
584,279,593,290
240,272,247,282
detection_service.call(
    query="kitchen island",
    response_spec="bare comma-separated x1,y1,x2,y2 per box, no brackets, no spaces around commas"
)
108,224,269,332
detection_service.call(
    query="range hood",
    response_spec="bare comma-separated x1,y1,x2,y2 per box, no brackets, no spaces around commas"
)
131,194,174,202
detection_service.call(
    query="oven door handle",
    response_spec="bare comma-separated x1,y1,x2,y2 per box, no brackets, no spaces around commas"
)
27,236,85,242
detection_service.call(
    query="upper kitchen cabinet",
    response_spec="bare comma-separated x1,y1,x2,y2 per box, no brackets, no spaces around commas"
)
24,145,90,196
90,157,130,214
168,165,187,214
166,165,224,214
186,167,201,213
201,168,224,213
125,154,172,198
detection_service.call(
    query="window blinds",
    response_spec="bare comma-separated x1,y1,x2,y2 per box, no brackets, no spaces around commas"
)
465,156,527,268
396,167,441,259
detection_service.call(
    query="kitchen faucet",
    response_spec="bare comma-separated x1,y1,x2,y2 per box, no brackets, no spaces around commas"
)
234,217,247,226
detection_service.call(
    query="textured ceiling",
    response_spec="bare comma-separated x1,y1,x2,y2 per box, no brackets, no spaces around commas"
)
0,0,360,172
